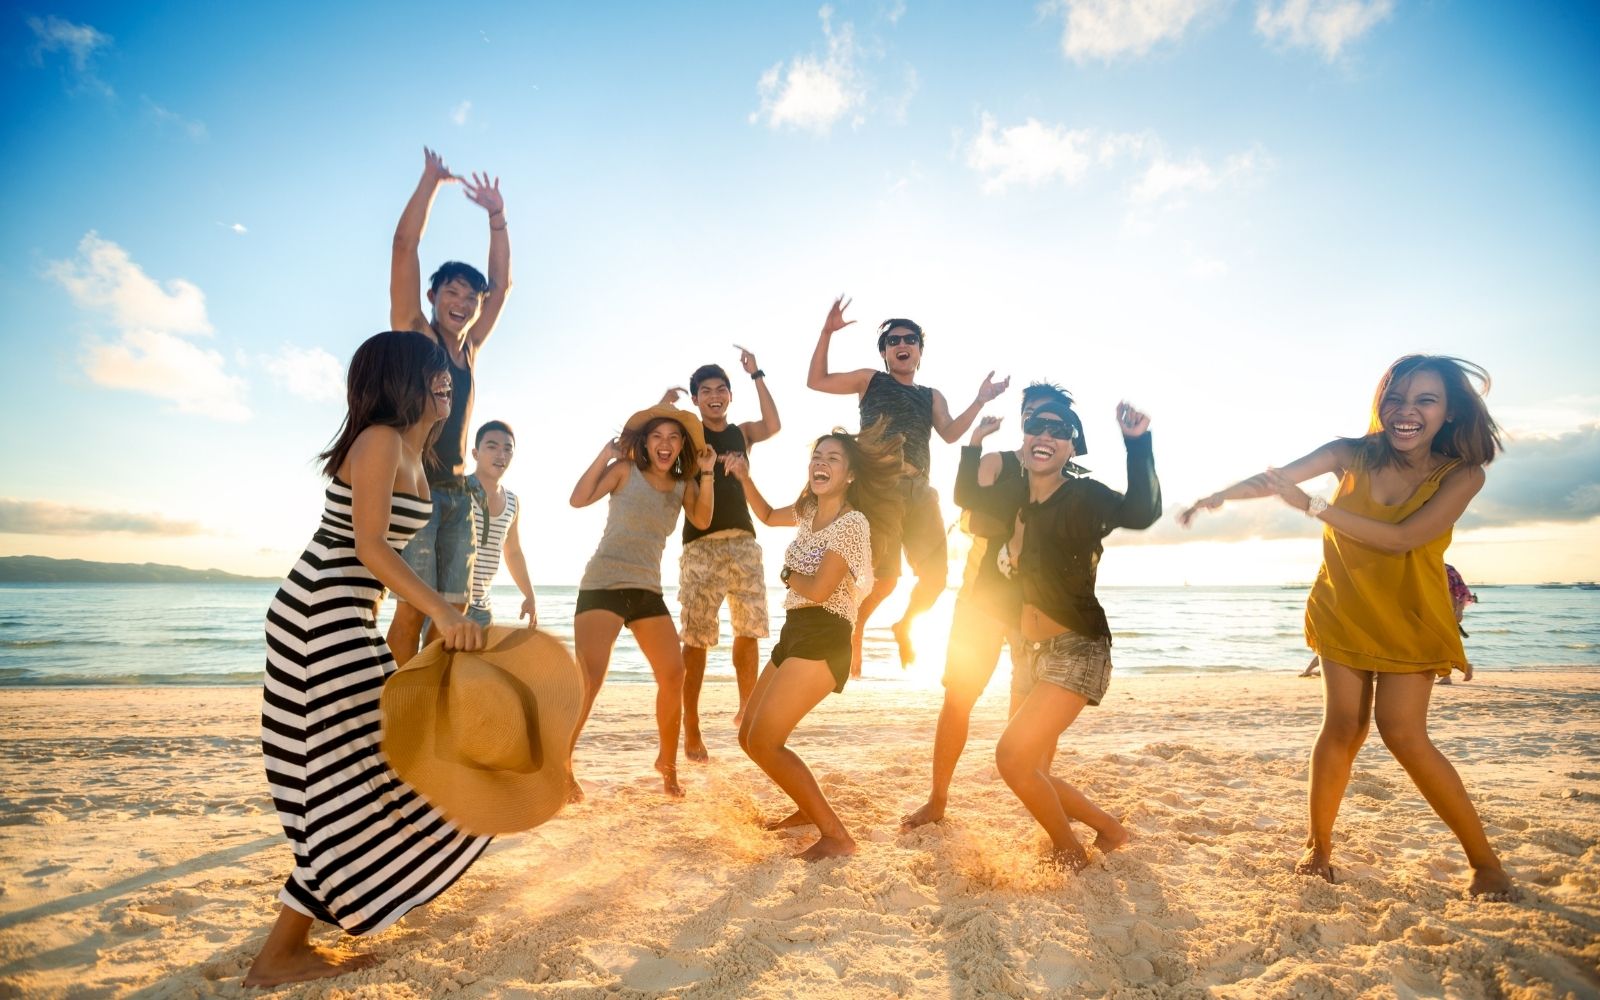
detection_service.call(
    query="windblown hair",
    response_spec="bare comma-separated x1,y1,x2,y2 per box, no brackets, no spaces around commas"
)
876,318,925,353
796,418,907,534
319,331,448,479
1351,355,1502,470
621,416,695,481
428,260,490,296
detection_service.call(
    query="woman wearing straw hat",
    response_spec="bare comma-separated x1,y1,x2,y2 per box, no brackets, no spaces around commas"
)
722,420,904,860
569,404,717,798
247,332,580,987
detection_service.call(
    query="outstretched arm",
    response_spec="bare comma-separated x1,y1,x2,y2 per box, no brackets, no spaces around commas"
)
1266,463,1486,555
347,428,483,650
501,508,538,625
391,147,456,333
1109,402,1162,530
570,439,629,508
736,345,782,444
462,172,511,350
724,453,797,527
807,296,875,396
933,372,1009,443
1178,439,1353,527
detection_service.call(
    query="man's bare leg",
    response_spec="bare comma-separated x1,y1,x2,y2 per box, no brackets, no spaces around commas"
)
891,571,945,667
731,635,759,727
243,906,376,988
901,687,979,830
387,601,427,668
682,645,711,762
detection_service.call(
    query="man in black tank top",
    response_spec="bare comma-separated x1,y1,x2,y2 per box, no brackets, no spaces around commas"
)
902,382,1079,830
807,296,1008,676
385,146,515,666
662,350,781,762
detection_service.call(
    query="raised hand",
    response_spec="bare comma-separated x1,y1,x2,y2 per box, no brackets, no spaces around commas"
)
734,344,760,374
822,295,855,336
976,371,1010,404
659,385,688,405
722,452,750,481
969,415,1003,446
462,172,504,217
600,437,626,462
422,146,458,186
695,445,717,476
1116,401,1151,438
1177,494,1222,528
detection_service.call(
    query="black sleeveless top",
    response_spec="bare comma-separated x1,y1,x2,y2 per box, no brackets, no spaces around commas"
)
683,423,757,543
428,342,474,484
859,371,934,478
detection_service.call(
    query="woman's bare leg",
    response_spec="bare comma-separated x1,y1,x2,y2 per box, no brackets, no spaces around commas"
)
1373,671,1512,898
1299,658,1374,882
243,905,376,988
632,615,688,797
741,657,851,859
569,609,625,801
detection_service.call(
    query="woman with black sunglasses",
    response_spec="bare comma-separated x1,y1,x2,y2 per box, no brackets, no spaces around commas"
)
964,396,1161,870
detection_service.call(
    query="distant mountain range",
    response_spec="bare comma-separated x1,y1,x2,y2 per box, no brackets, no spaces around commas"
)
0,556,274,584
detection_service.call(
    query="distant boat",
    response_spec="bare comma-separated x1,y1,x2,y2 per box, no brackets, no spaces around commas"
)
1535,582,1574,589
1577,582,1600,591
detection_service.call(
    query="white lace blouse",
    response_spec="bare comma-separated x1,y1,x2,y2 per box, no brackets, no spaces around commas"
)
781,504,874,624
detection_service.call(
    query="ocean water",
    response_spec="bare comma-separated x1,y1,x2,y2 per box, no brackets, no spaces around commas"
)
0,582,1595,688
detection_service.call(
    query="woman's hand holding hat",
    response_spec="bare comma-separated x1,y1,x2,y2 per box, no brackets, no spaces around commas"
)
437,609,487,652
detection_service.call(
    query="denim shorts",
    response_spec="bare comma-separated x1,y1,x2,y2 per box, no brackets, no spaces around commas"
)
1026,630,1113,706
465,604,493,628
400,479,477,605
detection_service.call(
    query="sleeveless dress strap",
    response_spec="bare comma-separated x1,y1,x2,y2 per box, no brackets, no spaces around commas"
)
1426,457,1463,483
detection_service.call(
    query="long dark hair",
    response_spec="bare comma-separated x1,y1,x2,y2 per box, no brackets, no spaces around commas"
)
621,416,695,481
1350,355,1503,471
319,331,449,479
796,417,907,531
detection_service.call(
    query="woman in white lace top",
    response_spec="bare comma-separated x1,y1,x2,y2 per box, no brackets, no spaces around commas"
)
723,421,904,861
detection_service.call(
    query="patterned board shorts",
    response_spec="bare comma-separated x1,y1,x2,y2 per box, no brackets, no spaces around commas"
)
678,532,770,648
1026,630,1113,706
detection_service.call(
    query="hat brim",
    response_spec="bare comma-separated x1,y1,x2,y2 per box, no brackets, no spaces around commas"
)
623,405,706,459
381,627,584,836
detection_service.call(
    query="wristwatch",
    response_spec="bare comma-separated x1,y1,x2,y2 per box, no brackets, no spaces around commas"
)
1306,496,1329,519
779,566,793,585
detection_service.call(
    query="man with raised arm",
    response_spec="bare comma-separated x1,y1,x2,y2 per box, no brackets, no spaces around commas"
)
806,296,1008,675
386,146,513,666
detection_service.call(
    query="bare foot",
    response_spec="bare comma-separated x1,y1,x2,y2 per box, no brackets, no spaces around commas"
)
891,619,916,667
797,834,856,861
1436,675,1453,686
1048,844,1091,872
1468,866,1514,902
1092,821,1131,855
685,738,710,763
656,761,684,798
243,946,377,988
732,706,746,728
1294,846,1336,884
899,799,946,831
764,809,814,830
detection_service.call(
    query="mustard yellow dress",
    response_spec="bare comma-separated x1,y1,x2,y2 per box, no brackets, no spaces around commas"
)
1305,458,1466,676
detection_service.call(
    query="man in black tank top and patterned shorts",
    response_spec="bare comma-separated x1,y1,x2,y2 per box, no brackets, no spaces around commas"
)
902,382,1078,829
663,350,782,761
807,296,1008,677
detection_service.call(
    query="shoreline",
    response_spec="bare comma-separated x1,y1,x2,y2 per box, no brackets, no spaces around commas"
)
3,672,1598,997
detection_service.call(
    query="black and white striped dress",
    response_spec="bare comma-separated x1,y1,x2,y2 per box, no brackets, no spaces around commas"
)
261,478,490,935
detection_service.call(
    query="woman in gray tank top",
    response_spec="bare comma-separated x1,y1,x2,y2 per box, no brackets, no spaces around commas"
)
569,405,715,799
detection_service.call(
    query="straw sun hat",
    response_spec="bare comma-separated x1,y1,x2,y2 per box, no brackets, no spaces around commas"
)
381,627,584,836
624,404,706,457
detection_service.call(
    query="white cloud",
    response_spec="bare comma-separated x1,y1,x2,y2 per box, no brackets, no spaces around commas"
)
0,498,203,536
885,0,907,25
751,6,866,134
1255,0,1394,60
1129,147,1265,205
262,345,345,403
451,100,472,126
50,232,248,421
965,113,1098,194
26,14,114,97
49,232,212,336
82,330,249,421
220,222,248,235
1051,0,1222,62
141,97,207,140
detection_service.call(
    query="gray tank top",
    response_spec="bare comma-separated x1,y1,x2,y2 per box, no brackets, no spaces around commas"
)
580,466,686,591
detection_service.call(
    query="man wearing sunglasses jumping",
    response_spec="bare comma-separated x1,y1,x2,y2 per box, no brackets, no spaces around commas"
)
806,296,1008,676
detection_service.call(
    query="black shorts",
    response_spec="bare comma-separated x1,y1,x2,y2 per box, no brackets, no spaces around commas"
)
872,476,949,582
575,588,671,625
770,606,854,694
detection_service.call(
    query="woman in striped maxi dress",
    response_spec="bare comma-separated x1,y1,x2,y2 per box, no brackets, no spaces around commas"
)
246,331,489,987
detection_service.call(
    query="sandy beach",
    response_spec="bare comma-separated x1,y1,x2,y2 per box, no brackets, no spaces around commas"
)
1,670,1597,998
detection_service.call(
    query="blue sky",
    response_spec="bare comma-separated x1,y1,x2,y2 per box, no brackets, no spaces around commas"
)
3,0,1597,586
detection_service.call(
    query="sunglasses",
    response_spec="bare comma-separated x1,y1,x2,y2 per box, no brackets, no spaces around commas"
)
883,332,922,348
1023,416,1076,440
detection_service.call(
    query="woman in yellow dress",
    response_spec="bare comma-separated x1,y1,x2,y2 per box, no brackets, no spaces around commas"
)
1180,355,1512,900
